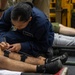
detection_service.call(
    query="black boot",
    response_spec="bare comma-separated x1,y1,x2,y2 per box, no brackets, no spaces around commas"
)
37,59,63,74
46,53,68,64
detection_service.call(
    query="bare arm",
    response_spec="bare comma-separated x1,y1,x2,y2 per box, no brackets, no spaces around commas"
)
59,24,75,36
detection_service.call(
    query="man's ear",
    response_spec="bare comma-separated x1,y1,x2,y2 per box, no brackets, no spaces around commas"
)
29,17,32,22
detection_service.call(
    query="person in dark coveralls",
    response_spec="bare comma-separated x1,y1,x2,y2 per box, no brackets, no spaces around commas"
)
0,2,67,74
0,2,54,58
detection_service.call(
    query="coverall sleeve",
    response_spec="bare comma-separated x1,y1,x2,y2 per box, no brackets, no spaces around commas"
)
0,7,12,33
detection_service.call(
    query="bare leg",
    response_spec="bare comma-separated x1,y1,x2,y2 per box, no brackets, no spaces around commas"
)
0,48,45,65
0,56,36,72
9,52,45,65
0,49,63,74
0,55,63,74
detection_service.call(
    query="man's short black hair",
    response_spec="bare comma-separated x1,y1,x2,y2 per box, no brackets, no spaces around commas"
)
11,2,33,22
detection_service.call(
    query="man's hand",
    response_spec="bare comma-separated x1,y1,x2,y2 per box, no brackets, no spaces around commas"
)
0,42,10,50
8,43,21,52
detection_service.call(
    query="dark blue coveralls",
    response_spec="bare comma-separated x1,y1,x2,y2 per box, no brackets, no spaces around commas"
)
0,6,54,57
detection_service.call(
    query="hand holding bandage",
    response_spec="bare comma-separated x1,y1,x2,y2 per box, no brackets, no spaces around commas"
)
0,42,27,62
0,41,11,57
0,37,21,52
8,43,21,52
0,42,10,51
0,37,27,61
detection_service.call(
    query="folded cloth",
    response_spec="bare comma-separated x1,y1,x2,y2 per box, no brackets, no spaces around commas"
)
0,70,21,75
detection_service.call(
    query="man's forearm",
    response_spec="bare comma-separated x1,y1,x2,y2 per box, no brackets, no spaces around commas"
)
59,24,75,36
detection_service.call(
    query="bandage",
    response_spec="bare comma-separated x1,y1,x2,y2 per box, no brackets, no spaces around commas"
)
21,54,27,62
4,50,10,57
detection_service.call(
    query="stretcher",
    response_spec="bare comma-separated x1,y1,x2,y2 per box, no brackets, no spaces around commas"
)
53,46,75,75
52,46,75,56
53,46,75,65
